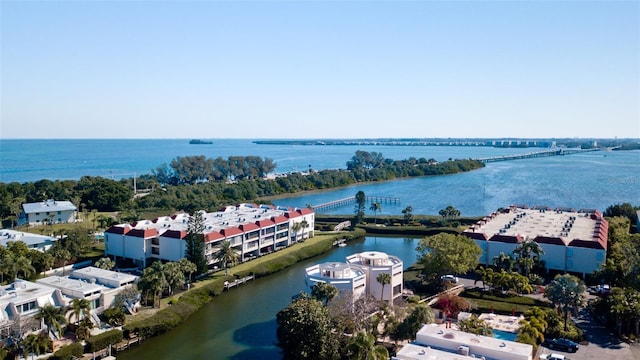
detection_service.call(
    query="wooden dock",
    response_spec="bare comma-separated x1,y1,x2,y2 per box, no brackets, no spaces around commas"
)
311,195,401,213
224,275,255,290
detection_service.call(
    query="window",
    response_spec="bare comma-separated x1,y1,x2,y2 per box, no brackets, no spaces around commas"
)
18,301,37,313
152,247,160,255
393,284,402,295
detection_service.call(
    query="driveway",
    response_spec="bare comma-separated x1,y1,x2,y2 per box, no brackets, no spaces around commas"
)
539,308,638,360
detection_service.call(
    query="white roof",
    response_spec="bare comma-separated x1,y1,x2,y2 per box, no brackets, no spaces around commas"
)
0,229,58,248
22,199,76,214
71,267,138,288
394,343,472,360
37,276,105,297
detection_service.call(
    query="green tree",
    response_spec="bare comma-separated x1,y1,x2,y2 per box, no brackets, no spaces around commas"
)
416,233,482,282
369,202,382,225
438,205,460,221
354,191,366,225
164,261,186,295
401,205,414,225
185,212,207,275
376,273,391,302
49,243,72,276
392,304,434,342
345,331,388,360
276,295,339,360
544,274,586,331
493,252,515,272
178,258,197,286
213,240,239,276
94,257,115,270
311,282,339,306
36,304,66,337
68,298,91,325
138,261,168,308
474,266,493,291
458,314,493,336
513,240,544,277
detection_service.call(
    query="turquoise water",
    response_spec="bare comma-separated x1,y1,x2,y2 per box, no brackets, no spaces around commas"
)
1,139,638,216
493,329,518,341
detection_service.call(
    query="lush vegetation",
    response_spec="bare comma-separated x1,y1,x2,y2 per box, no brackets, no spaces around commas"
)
0,151,484,222
415,233,482,282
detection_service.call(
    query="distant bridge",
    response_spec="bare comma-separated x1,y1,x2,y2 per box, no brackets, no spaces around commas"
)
312,196,401,213
476,148,600,163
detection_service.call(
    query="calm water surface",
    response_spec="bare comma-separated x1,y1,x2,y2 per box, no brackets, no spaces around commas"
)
117,236,419,360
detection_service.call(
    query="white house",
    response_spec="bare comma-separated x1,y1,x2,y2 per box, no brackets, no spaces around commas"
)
105,204,315,268
0,279,69,334
403,324,533,360
305,262,367,299
346,251,403,303
0,229,59,252
20,199,77,226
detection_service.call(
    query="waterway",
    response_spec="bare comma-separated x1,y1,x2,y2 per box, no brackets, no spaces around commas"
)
117,236,420,360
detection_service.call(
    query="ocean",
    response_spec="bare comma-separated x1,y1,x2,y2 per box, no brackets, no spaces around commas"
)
1,139,638,216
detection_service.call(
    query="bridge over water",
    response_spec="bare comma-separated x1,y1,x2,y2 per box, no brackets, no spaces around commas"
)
312,195,401,213
475,147,600,163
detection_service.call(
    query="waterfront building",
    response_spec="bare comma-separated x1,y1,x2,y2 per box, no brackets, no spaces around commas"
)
346,251,403,302
0,229,58,252
36,267,138,317
104,203,314,268
304,262,367,299
464,205,608,276
392,324,533,360
0,279,68,334
19,199,77,226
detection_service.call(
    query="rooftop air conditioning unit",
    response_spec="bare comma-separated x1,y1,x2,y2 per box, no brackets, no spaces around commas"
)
458,346,470,356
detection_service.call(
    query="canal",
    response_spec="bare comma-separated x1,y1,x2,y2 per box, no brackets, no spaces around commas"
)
117,236,420,360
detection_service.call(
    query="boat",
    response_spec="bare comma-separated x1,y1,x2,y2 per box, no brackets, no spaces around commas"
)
189,139,213,145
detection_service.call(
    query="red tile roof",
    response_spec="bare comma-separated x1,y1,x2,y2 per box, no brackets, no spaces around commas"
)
271,215,289,224
163,229,187,239
105,226,130,235
239,223,260,232
127,228,159,238
205,231,224,242
221,227,242,237
255,219,275,227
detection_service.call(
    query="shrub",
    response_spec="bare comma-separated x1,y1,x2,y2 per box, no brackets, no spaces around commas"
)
51,342,83,360
85,329,123,352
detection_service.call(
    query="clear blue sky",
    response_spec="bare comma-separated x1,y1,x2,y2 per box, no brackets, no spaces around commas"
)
1,1,638,139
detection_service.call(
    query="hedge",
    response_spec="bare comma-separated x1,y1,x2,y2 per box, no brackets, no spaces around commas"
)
85,329,123,352
124,230,365,340
51,342,83,360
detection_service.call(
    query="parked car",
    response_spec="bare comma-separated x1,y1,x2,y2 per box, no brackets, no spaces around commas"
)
588,284,610,296
440,274,459,283
540,354,567,360
544,338,579,352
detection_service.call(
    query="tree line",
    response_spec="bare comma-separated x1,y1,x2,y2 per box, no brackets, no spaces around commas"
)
0,152,484,222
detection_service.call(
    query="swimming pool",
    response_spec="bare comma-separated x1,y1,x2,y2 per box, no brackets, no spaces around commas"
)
493,329,518,341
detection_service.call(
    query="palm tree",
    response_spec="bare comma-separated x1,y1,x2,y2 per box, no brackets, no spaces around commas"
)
401,205,413,225
139,261,168,308
164,261,185,295
36,304,66,338
14,256,35,280
300,219,309,240
544,274,585,331
49,244,71,276
345,331,388,360
492,252,514,272
213,240,239,275
94,257,115,270
311,282,338,306
513,240,544,277
68,298,91,325
369,202,382,225
291,222,302,243
376,273,391,302
474,266,493,291
178,258,197,286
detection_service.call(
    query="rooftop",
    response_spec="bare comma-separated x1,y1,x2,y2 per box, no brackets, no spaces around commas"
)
305,262,366,280
22,199,77,213
417,324,533,360
0,229,58,248
394,343,472,360
106,203,312,238
37,276,105,296
70,267,138,288
465,205,606,247
0,279,61,306
346,251,403,267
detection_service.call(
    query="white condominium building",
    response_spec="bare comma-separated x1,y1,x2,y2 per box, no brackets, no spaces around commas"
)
105,203,314,268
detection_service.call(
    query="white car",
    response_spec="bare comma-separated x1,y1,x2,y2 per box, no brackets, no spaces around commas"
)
540,354,566,360
440,274,459,283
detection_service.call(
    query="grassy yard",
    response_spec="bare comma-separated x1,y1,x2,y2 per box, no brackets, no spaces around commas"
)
460,289,552,315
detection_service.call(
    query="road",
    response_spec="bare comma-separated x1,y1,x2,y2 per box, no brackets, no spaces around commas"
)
456,276,639,360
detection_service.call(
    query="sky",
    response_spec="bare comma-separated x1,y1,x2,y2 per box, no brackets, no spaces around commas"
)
1,1,638,139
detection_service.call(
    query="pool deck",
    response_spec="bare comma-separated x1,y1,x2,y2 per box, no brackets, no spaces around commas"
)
478,313,523,333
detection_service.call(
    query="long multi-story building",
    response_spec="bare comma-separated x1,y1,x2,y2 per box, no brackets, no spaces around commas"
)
104,203,314,268
464,205,608,276
19,199,77,226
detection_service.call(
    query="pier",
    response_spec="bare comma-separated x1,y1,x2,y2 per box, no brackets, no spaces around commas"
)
311,195,401,213
476,147,599,163
224,275,255,290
